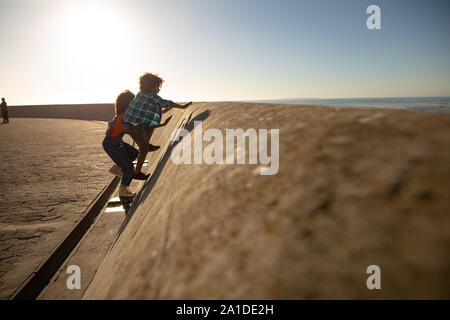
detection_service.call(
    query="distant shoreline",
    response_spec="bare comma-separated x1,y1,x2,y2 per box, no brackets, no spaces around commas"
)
10,96,450,113
241,96,450,113
8,97,450,123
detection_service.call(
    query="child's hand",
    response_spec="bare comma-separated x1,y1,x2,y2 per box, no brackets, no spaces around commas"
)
162,115,173,126
171,102,193,109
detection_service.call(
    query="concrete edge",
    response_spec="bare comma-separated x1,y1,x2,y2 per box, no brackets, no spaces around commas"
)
10,176,120,300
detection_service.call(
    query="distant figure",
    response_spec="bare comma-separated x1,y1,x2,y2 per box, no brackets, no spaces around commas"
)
102,90,172,198
1,98,8,123
122,72,193,180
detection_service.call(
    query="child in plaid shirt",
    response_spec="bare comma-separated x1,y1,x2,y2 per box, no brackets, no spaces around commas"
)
122,72,192,180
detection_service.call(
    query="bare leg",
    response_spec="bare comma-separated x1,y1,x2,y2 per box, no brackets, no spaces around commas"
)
147,127,154,143
134,151,147,174
134,127,154,174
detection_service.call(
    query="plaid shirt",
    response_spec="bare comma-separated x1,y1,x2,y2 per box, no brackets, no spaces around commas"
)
123,92,173,127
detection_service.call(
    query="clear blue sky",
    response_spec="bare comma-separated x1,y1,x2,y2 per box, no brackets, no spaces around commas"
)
0,0,449,105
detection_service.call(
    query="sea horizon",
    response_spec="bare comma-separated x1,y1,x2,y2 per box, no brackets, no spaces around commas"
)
241,96,450,113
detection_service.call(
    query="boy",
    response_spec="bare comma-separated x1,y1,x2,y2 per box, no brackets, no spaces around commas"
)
122,72,192,179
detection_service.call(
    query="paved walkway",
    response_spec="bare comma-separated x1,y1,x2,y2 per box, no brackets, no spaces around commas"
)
0,118,113,299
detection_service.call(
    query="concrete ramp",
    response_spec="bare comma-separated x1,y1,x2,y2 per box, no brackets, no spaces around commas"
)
84,102,450,299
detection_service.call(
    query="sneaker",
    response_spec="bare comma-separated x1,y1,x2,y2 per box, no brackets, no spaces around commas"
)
108,164,122,177
133,172,150,180
119,187,136,198
148,144,160,152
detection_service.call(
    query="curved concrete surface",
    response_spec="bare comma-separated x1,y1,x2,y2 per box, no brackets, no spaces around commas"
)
9,104,114,122
84,102,450,299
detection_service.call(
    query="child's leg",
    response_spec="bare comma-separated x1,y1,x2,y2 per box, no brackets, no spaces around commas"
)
145,127,161,151
147,127,154,142
123,142,140,162
134,127,155,173
123,123,150,175
103,142,134,187
115,147,134,187
115,149,135,197
135,153,147,174
133,127,154,174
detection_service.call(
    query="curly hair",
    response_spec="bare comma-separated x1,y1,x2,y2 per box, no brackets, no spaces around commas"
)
115,90,135,115
139,72,164,93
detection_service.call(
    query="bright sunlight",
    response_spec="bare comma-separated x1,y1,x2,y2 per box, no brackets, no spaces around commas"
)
59,1,134,100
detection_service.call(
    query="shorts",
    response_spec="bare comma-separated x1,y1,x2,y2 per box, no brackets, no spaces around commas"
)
122,123,154,154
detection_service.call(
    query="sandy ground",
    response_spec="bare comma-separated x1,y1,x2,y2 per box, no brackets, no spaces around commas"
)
83,102,450,299
0,118,112,299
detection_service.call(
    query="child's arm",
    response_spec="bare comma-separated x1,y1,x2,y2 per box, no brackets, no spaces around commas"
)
161,102,191,113
169,102,193,109
156,115,173,128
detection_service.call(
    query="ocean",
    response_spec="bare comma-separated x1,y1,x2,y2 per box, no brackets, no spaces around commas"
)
244,96,450,113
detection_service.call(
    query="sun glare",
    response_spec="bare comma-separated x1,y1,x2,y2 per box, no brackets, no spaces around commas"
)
62,2,127,78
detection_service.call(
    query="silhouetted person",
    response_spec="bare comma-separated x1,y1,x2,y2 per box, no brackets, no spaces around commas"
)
1,98,8,123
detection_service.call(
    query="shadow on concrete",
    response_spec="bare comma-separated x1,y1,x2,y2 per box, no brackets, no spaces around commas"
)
112,109,211,246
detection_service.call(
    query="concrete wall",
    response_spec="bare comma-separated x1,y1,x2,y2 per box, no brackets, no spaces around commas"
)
83,102,450,299
9,104,114,121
